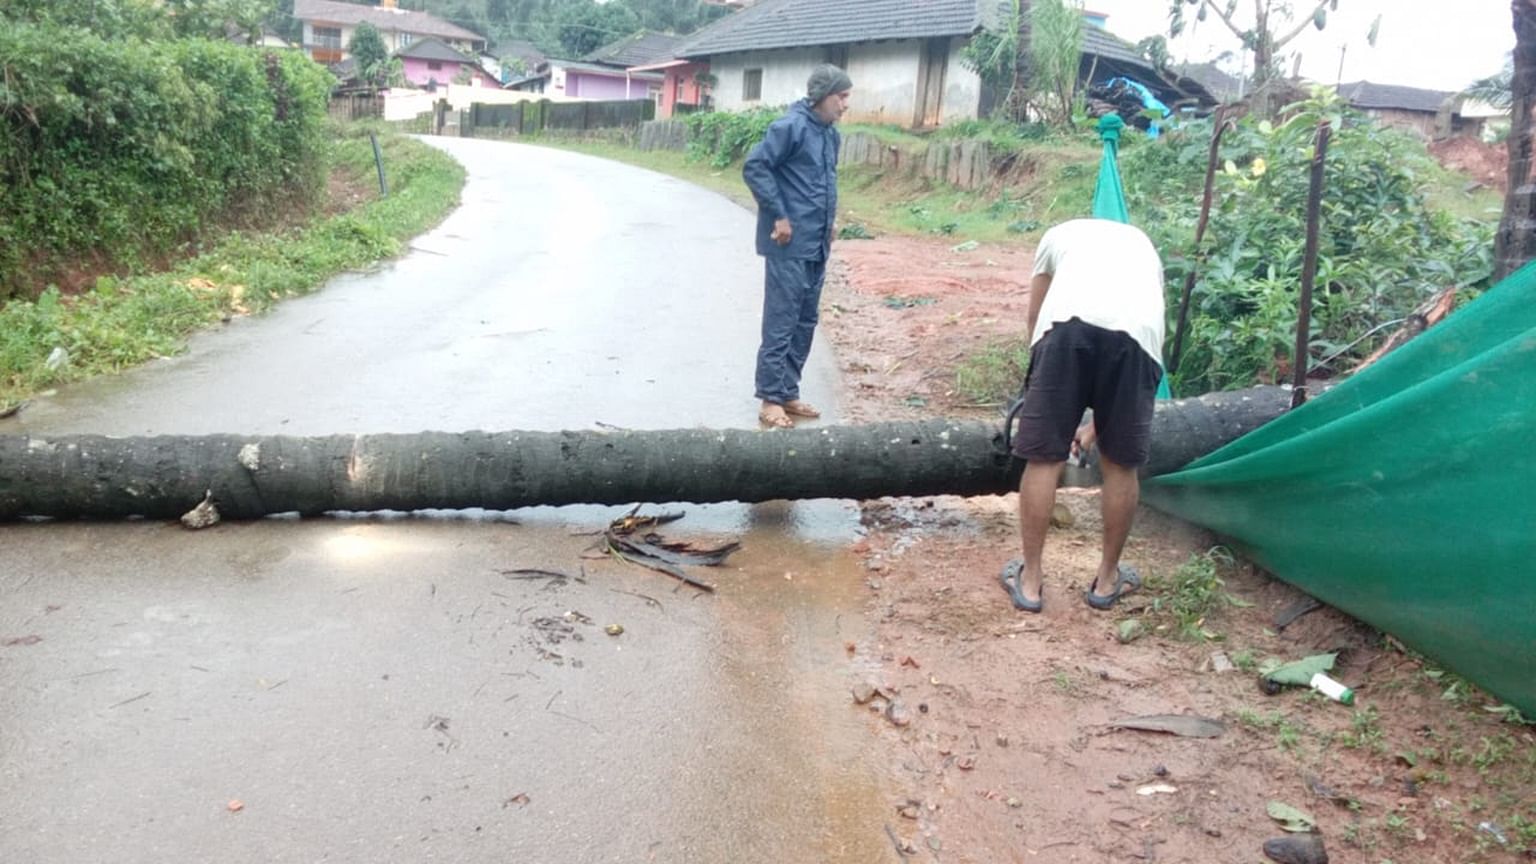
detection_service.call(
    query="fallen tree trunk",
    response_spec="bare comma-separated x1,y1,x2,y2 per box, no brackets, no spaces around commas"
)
0,387,1290,521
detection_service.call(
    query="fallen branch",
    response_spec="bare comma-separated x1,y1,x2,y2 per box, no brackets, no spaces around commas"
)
1350,286,1459,375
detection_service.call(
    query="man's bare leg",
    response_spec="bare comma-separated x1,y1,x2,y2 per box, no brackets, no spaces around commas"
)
1090,455,1139,596
1017,459,1066,604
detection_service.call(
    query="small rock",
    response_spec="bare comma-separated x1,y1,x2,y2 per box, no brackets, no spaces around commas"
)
852,683,877,704
918,703,929,714
886,702,913,727
1210,651,1235,673
1135,784,1178,796
867,579,883,590
1414,829,1427,843
605,624,624,636
1117,619,1146,644
1108,782,1124,790
867,560,887,572
1396,796,1417,808
1205,828,1223,838
995,734,1009,748
1153,764,1169,778
1049,503,1075,529
226,799,244,813
926,837,942,851
897,802,919,820
957,756,976,770
1262,833,1328,864
1117,773,1135,783
1006,797,1023,809
180,490,220,530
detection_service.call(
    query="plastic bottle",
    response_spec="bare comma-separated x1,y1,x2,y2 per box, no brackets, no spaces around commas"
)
1310,672,1355,705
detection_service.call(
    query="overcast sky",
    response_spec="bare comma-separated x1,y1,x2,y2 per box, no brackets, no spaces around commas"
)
1089,0,1513,92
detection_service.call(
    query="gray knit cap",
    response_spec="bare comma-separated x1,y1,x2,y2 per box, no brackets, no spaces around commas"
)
807,64,853,105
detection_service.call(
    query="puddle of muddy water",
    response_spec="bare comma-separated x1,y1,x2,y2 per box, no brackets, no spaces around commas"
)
0,510,896,863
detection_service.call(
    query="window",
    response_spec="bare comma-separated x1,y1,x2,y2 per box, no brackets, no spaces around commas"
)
311,25,341,49
825,45,849,68
399,32,413,47
428,60,442,71
743,68,763,101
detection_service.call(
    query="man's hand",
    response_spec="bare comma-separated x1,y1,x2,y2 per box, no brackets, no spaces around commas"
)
1072,421,1097,460
771,218,793,246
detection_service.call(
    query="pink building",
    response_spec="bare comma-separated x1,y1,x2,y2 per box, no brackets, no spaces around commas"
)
396,38,501,90
552,61,663,101
628,59,711,118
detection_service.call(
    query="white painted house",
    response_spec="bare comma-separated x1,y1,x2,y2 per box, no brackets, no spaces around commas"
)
676,0,995,127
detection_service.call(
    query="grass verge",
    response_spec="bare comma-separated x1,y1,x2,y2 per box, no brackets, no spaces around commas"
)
0,127,464,408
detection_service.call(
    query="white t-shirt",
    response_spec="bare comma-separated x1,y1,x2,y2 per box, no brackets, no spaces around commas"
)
1030,218,1166,367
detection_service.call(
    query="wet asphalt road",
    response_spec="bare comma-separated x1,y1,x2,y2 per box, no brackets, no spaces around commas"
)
0,138,895,863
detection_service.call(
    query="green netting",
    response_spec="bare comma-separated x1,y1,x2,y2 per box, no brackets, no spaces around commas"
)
1093,114,1172,399
1145,262,1536,715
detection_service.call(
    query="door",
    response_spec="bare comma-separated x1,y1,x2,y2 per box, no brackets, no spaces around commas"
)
915,38,948,128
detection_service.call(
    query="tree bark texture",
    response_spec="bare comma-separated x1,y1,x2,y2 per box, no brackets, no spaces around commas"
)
1496,0,1536,280
0,388,1291,521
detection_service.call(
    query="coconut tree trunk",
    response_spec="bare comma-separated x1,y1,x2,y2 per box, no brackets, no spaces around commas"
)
0,388,1291,521
1496,0,1536,280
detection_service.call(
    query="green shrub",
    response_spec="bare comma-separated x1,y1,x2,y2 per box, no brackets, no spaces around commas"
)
0,21,334,298
1124,91,1495,394
682,107,782,167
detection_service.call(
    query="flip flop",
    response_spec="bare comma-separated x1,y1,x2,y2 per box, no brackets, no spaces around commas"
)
758,409,794,429
783,400,821,418
1084,565,1142,611
998,559,1043,613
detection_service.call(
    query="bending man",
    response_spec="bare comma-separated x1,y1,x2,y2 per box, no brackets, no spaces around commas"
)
1000,218,1166,613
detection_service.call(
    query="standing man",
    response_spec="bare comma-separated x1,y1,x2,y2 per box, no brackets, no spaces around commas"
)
742,64,852,428
999,218,1166,613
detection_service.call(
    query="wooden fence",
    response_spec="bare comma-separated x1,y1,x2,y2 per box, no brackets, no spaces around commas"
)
328,92,383,122
461,98,656,137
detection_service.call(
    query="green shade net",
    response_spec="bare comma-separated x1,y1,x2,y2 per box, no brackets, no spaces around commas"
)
1145,262,1536,715
1093,114,1172,398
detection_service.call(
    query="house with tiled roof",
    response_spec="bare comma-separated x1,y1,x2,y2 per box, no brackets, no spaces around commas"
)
1336,81,1486,139
294,0,485,65
666,0,1208,127
395,38,502,90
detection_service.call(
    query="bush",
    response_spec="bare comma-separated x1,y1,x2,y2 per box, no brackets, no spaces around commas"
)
0,21,334,298
1124,91,1495,394
682,107,782,167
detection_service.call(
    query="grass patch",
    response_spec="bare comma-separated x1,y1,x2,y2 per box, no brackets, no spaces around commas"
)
954,337,1031,405
0,127,464,407
1144,547,1250,641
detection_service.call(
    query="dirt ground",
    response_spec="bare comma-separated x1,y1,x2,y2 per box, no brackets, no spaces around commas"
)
1430,138,1509,194
818,237,1536,864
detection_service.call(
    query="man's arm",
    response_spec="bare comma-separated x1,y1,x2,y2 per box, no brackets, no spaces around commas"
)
742,120,796,244
1025,273,1052,341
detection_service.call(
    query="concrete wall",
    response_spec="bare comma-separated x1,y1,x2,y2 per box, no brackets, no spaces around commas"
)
708,38,982,125
710,47,826,111
566,71,659,101
844,41,918,126
381,83,573,122
399,57,500,89
940,37,983,125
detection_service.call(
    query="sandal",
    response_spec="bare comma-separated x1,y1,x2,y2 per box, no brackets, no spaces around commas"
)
783,400,821,418
1084,565,1141,611
998,559,1043,613
758,407,795,429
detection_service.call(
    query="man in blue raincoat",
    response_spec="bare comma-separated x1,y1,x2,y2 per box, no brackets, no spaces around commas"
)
741,64,852,428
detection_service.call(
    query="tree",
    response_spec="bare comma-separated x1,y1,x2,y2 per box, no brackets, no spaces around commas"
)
1496,1,1536,280
349,22,390,90
1467,56,1514,111
545,0,641,58
963,0,1085,126
1167,0,1338,116
0,391,1290,520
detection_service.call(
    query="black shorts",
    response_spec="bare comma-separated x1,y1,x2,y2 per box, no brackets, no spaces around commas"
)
1012,318,1161,467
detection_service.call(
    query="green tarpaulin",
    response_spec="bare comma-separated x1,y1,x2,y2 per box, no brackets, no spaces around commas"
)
1093,113,1172,399
1146,262,1536,716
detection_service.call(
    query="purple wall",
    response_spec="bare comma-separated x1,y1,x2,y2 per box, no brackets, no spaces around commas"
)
566,70,656,101
400,56,500,89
